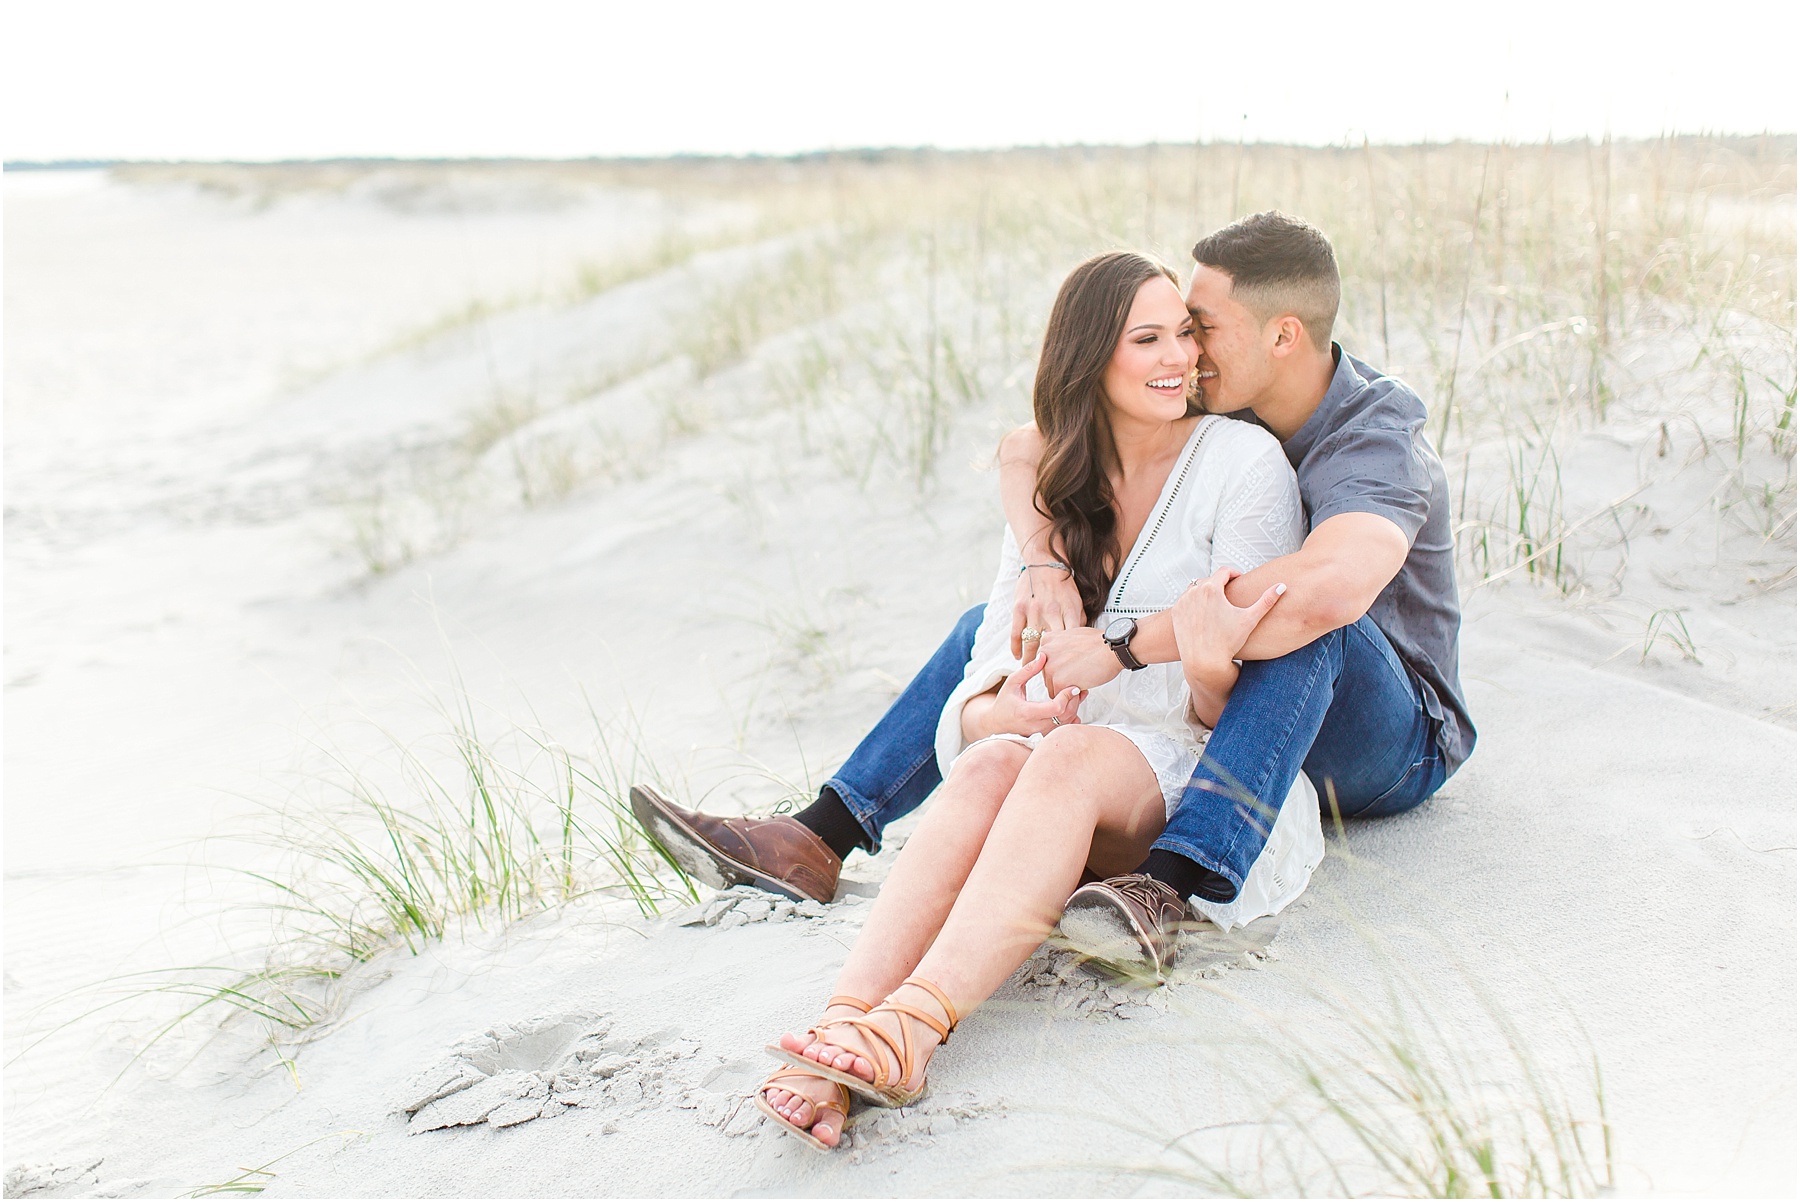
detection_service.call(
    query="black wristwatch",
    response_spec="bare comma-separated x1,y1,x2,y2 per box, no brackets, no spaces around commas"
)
1103,616,1147,671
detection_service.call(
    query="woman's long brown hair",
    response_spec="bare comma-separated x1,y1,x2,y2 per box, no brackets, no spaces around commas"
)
1032,251,1189,622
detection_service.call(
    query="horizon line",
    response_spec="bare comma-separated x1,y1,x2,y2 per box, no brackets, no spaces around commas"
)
8,131,1797,172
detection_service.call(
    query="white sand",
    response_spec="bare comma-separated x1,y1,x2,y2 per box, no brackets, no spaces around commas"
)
5,167,1793,1197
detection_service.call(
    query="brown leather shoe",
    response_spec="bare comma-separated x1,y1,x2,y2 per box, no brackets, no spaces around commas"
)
629,785,841,905
1057,873,1190,982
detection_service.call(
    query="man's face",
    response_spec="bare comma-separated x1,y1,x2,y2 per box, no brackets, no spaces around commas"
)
1184,263,1276,414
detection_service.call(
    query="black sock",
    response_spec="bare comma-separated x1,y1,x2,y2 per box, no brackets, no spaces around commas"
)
1136,848,1237,903
792,787,866,861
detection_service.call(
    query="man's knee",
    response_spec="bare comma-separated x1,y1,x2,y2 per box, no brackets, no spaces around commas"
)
1234,624,1347,694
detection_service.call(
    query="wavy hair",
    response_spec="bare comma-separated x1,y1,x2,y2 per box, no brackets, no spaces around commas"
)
1032,251,1187,622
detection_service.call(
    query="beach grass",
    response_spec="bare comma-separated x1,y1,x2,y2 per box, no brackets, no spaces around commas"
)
287,138,1791,609
63,670,699,1058
64,143,1791,1189
1152,920,1614,1197
117,134,1792,1061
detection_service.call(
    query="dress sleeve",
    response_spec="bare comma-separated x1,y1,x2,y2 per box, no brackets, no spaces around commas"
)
1209,428,1306,571
932,526,1033,775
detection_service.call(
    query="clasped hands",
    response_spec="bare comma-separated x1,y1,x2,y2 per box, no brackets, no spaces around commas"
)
994,563,1285,732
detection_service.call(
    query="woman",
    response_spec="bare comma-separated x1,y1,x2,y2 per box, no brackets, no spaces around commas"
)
755,251,1322,1151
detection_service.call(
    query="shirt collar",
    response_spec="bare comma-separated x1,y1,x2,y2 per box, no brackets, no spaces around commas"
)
1281,343,1364,463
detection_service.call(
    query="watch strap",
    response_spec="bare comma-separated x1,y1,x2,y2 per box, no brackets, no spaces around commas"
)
1106,621,1146,671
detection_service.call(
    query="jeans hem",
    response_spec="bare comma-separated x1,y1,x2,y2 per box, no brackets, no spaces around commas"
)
823,775,888,854
1145,837,1245,903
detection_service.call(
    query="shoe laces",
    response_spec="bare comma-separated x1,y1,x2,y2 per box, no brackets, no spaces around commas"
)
1109,872,1183,915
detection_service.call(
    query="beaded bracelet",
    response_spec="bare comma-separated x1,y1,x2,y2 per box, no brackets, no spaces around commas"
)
1019,561,1072,575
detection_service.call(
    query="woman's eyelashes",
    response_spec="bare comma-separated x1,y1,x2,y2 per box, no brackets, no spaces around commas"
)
1135,329,1196,346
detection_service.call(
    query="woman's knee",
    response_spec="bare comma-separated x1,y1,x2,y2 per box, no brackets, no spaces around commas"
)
1006,726,1124,808
943,740,1028,804
1031,723,1117,764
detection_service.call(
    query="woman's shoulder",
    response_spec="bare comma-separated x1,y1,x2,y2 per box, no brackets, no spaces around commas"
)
1195,413,1290,466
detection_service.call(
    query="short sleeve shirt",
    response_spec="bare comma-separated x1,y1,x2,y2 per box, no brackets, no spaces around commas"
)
1229,347,1476,773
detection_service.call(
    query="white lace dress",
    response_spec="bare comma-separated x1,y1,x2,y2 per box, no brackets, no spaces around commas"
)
934,415,1325,930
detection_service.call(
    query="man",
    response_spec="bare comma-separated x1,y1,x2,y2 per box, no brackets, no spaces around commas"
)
632,211,1474,980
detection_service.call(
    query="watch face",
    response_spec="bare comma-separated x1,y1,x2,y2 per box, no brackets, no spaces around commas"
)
1104,616,1135,643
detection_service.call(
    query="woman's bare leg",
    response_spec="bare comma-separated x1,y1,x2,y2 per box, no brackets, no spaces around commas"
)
916,725,1165,1008
763,739,1028,1142
797,725,1166,1098
831,741,1030,996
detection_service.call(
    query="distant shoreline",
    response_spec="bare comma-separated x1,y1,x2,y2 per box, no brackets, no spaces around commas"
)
7,132,1795,173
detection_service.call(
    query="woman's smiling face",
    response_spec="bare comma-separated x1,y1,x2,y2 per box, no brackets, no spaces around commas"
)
1100,276,1198,425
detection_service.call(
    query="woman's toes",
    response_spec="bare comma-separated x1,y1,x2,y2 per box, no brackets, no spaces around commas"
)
768,1088,812,1125
811,1116,839,1147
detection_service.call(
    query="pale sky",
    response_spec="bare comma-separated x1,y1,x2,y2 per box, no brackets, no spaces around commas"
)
5,0,1795,162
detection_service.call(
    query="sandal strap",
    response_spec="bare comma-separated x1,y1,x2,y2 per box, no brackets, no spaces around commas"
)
761,1065,849,1099
815,1014,907,1091
883,1000,950,1043
826,995,873,1013
900,975,961,1033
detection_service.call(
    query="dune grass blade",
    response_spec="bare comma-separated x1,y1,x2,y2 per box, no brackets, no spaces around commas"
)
62,674,696,1062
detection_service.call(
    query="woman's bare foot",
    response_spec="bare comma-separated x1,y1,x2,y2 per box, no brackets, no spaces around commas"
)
759,1067,849,1147
759,999,869,1147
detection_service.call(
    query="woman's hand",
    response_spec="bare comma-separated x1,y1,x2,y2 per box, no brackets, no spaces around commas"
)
1172,567,1285,726
961,652,1084,743
1011,562,1085,660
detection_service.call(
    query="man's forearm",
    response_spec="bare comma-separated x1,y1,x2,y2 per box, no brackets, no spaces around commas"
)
999,426,1053,556
1122,559,1363,667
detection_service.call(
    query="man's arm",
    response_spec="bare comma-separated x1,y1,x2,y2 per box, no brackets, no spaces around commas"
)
1038,512,1411,689
1128,512,1410,662
999,424,1085,655
999,424,1052,558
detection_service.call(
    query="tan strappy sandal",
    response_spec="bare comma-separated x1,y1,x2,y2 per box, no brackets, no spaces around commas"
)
766,976,960,1109
753,994,872,1151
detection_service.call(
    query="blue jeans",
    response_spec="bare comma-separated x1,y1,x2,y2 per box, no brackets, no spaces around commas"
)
1152,614,1449,898
828,608,1448,883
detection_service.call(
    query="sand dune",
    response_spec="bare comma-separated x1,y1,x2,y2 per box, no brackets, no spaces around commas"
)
4,151,1793,1197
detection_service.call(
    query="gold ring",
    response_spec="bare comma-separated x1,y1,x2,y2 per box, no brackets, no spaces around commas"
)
1050,715,1062,726
1021,627,1042,642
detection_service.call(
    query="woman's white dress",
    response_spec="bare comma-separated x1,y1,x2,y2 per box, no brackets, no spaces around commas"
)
934,415,1325,931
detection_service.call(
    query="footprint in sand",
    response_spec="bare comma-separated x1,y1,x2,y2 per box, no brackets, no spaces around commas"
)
4,1157,103,1197
669,884,871,930
399,1014,702,1134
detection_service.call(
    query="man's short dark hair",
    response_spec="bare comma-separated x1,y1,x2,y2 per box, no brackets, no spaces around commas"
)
1192,211,1339,348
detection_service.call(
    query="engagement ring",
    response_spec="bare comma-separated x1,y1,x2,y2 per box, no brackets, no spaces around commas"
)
1021,627,1042,641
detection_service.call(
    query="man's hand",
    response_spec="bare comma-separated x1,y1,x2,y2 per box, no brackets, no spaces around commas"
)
1011,564,1085,659
1171,567,1287,667
961,653,1084,742
1172,568,1286,726
1037,626,1125,695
